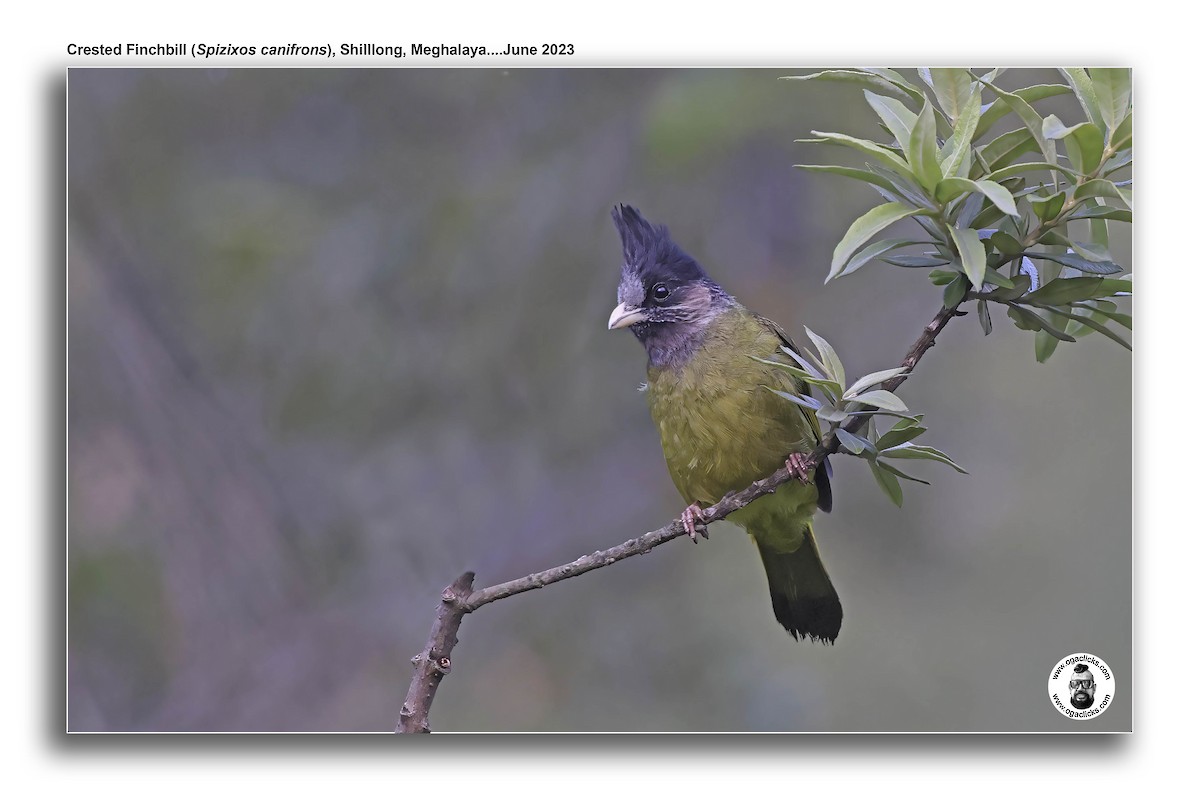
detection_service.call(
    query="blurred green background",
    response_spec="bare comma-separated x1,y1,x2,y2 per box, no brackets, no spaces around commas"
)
67,68,1131,732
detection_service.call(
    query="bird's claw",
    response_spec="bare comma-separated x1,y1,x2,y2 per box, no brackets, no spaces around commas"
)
786,452,813,482
682,503,708,543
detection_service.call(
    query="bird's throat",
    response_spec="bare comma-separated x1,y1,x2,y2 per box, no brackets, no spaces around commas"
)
635,319,714,371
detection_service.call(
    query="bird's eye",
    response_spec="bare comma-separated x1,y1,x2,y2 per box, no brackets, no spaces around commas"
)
651,283,671,302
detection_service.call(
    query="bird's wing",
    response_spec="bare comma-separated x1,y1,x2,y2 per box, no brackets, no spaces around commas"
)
752,313,823,438
754,313,834,513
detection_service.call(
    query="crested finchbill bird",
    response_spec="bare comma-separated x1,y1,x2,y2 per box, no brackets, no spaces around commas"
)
607,204,842,643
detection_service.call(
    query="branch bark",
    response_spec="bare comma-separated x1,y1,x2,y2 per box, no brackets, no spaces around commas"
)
395,302,960,733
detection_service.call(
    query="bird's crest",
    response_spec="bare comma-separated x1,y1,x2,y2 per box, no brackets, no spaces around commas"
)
611,204,671,267
610,204,709,286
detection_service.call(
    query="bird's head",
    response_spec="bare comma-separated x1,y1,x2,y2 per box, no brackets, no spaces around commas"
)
607,204,732,364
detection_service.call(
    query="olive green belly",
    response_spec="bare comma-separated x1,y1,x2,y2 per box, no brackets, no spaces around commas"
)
646,353,817,516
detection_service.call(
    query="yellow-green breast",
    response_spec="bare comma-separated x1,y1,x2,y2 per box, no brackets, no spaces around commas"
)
645,304,821,542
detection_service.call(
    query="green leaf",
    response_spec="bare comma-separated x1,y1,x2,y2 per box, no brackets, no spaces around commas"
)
805,327,846,388
979,79,1056,166
784,69,922,102
880,443,968,473
1067,206,1132,223
949,227,987,289
969,203,1009,231
1024,251,1123,275
780,345,824,377
1043,115,1104,174
802,131,917,179
1035,309,1070,363
865,91,918,149
1030,191,1066,221
990,232,1025,257
976,84,1073,139
750,354,812,379
1023,277,1105,305
1078,302,1132,329
982,267,1015,289
1089,214,1109,252
1006,304,1040,332
977,128,1038,172
869,461,904,507
882,254,949,268
957,191,985,229
845,367,910,397
985,162,1082,184
1060,68,1103,126
942,274,968,307
807,378,846,403
1090,68,1132,134
850,389,908,412
1007,305,1076,341
751,356,843,400
793,164,898,191
933,177,974,204
929,268,959,286
888,414,925,431
986,230,1024,256
1041,114,1085,140
1104,149,1133,177
877,461,931,485
864,164,938,210
977,298,993,335
922,68,975,120
1038,229,1072,247
835,428,873,455
837,238,922,279
1065,125,1104,176
1069,240,1113,263
1035,329,1061,363
768,388,822,411
978,274,1032,302
935,178,1018,216
1095,278,1133,296
909,99,943,191
939,82,983,178
1055,308,1132,350
1111,112,1133,150
875,423,927,450
860,68,927,100
817,405,850,424
828,202,922,282
1075,179,1127,203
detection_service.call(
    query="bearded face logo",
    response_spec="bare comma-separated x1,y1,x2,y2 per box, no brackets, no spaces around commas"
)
1048,653,1115,721
1068,664,1096,709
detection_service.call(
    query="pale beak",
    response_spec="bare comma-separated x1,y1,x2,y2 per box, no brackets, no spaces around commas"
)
607,302,648,330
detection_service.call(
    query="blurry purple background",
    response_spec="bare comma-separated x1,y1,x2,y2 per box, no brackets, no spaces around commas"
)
67,68,1131,731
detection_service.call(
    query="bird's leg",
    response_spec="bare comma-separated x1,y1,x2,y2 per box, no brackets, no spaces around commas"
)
786,452,815,483
682,503,709,543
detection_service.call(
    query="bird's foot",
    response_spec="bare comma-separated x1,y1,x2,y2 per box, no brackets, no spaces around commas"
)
786,452,814,482
682,503,709,543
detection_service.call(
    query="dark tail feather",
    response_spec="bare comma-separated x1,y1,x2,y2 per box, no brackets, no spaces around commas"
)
755,527,842,644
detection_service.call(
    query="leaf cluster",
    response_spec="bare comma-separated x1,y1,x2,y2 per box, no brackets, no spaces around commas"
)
759,328,966,507
788,67,1132,362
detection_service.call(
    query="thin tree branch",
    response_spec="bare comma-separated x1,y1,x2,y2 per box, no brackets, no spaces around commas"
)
396,301,960,733
396,572,474,734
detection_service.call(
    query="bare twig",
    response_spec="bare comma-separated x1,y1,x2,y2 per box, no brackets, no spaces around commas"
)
396,572,474,734
395,302,960,733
